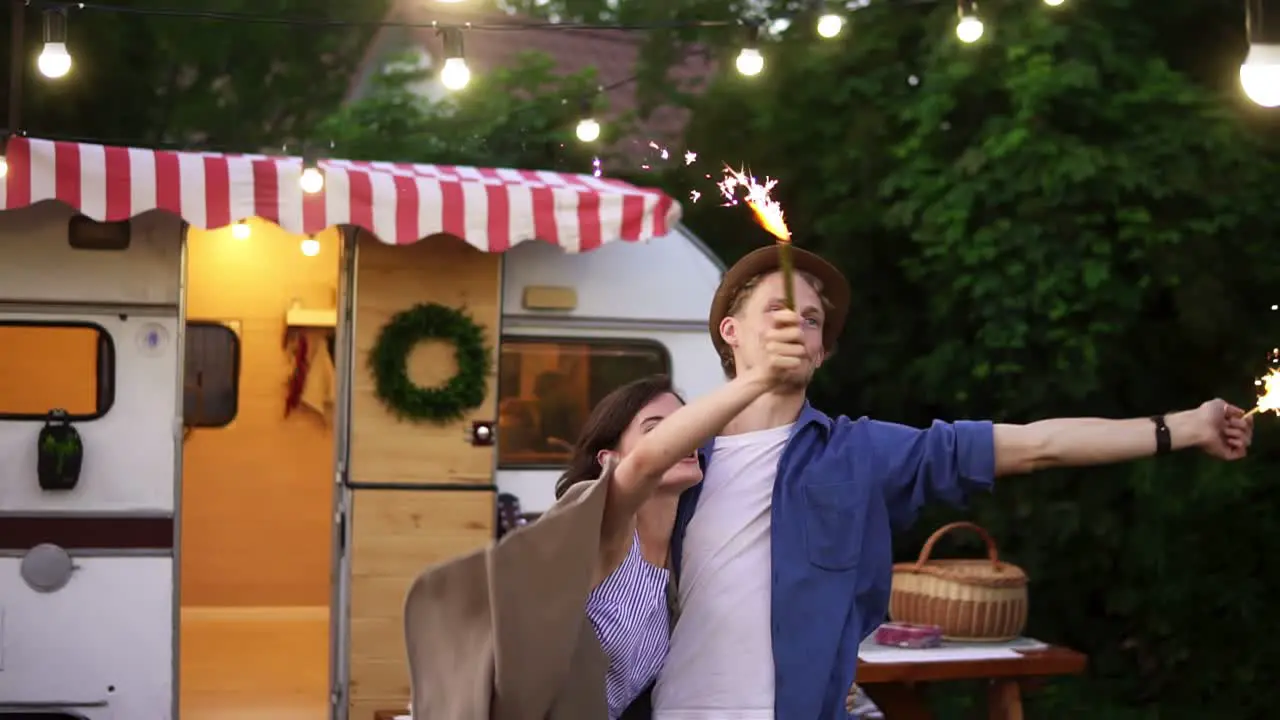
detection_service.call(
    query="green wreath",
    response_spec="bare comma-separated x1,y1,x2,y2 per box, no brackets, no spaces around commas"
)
368,302,491,424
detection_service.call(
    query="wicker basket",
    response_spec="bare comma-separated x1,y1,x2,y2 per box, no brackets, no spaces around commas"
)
889,521,1028,642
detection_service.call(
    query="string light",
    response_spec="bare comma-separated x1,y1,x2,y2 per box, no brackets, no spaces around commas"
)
576,116,601,143
299,149,325,193
736,22,766,77
438,26,471,91
231,221,250,239
1243,0,1280,107
816,4,845,39
0,136,7,180
956,0,985,44
300,236,320,256
37,8,73,79
5,0,1129,160
19,1,1078,102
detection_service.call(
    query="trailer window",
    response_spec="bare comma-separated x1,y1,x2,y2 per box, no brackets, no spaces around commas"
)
0,322,115,421
497,338,670,468
185,321,241,428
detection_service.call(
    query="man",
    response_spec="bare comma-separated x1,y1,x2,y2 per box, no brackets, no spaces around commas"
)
650,246,1254,720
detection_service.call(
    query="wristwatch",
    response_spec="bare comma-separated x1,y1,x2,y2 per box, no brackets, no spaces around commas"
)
1151,415,1171,455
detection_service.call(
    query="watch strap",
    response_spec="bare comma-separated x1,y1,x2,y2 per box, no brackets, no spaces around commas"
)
1152,415,1171,456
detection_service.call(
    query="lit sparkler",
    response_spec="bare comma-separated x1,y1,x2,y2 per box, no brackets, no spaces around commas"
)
719,166,796,309
1246,364,1280,418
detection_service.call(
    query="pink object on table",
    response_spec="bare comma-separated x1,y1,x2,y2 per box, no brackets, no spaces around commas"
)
873,622,944,649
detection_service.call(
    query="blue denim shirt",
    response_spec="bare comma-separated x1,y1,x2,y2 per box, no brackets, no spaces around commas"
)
671,403,996,719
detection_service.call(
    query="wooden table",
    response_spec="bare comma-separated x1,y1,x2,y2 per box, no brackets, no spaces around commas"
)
858,645,1086,720
376,646,1085,720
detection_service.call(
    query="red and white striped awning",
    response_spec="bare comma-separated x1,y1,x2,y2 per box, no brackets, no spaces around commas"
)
0,136,681,253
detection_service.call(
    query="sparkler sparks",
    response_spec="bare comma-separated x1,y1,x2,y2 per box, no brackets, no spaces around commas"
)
718,166,797,309
718,167,791,242
1248,357,1280,418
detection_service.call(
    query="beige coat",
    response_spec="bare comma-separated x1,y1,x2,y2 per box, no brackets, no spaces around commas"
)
403,463,615,719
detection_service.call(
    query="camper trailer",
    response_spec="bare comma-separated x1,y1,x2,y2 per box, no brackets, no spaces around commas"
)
0,136,723,720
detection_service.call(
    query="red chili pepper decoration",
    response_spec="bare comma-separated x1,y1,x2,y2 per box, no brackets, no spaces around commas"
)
285,331,310,417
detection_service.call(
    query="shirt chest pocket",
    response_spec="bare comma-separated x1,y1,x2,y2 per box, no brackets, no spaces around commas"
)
803,481,868,571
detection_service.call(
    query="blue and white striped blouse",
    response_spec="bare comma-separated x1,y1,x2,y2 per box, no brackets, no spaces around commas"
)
585,534,671,720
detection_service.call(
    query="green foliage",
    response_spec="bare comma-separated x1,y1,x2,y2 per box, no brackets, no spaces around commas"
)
313,51,606,171
368,303,492,424
658,0,1280,714
880,1,1280,420
2,0,388,148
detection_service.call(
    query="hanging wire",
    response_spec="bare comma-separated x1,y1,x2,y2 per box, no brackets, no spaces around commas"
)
3,71,644,155
32,0,741,32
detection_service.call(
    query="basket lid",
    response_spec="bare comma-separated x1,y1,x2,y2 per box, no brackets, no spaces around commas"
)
892,521,1029,589
893,558,1028,588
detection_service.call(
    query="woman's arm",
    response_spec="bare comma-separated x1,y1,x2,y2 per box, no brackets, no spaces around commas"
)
596,310,803,571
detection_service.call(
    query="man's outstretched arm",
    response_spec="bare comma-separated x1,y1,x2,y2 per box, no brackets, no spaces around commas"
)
992,399,1253,477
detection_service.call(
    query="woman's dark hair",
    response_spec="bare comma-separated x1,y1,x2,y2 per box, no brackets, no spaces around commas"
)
554,374,684,499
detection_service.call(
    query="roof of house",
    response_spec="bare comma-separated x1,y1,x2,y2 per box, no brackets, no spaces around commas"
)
347,1,716,160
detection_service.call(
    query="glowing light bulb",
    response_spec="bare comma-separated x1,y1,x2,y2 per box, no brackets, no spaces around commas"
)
300,237,320,257
576,118,601,143
299,167,324,194
736,48,764,76
440,57,471,91
0,156,7,179
231,221,250,240
1043,0,1065,5
1242,44,1280,108
817,14,844,38
956,16,984,44
38,42,72,79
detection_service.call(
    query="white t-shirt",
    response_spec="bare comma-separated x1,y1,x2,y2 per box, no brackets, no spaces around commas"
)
653,423,793,720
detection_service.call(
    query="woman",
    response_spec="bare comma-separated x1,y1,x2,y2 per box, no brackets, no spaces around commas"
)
553,310,807,719
402,308,805,720
551,375,695,718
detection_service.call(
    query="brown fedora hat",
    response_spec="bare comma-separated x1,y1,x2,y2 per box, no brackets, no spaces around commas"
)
709,245,851,359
